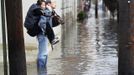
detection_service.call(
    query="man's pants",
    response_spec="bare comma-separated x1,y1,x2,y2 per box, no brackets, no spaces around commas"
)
37,34,48,74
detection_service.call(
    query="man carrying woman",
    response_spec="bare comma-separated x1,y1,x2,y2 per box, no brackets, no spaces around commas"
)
24,0,59,74
35,0,59,73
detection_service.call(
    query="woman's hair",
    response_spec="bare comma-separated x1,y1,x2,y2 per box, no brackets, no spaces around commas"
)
37,0,45,5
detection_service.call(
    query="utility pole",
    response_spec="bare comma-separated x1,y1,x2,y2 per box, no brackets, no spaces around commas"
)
95,0,98,18
5,0,27,75
1,0,8,75
118,0,134,75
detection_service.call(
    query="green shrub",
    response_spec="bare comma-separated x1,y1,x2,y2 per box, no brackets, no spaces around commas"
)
77,11,87,21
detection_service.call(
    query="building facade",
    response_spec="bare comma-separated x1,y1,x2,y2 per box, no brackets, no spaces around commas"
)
0,0,78,59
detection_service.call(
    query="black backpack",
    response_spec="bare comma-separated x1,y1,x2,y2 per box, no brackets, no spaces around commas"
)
24,4,42,37
27,21,42,37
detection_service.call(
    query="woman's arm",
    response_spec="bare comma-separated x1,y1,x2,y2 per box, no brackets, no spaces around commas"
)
44,8,52,17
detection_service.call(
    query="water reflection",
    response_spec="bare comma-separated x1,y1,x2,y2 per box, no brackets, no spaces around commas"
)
62,20,79,57
37,67,47,75
47,13,118,75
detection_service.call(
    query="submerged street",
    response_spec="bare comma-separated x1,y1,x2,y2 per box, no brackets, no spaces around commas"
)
0,1,118,75
0,10,118,75
27,7,118,75
2,0,134,75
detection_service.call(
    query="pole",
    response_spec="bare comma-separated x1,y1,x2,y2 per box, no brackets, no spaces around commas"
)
5,0,27,75
118,0,134,75
95,0,98,18
1,0,8,75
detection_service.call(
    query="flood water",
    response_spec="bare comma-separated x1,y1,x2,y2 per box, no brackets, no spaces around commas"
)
0,5,118,75
45,9,118,75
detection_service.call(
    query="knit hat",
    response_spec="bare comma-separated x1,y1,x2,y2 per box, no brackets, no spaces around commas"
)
46,0,51,4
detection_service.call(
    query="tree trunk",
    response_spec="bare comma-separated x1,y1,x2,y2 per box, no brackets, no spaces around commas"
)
5,0,27,75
